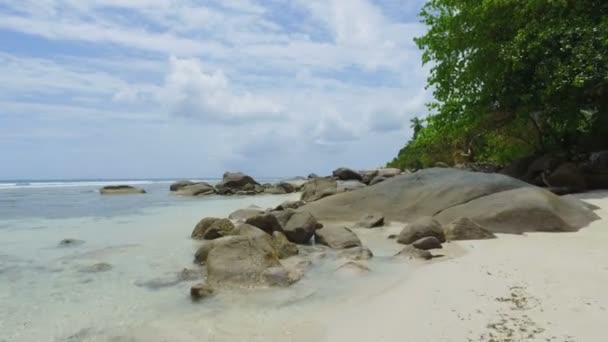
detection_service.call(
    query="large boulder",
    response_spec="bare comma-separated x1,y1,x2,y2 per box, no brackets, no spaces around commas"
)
216,172,260,192
99,185,146,194
397,217,446,245
523,154,565,185
175,183,215,196
301,178,338,202
245,213,283,234
355,213,384,228
300,168,599,233
191,218,235,240
434,187,600,234
315,226,362,249
271,231,299,259
280,179,308,191
545,163,587,194
283,211,321,244
205,236,285,287
264,182,296,194
501,155,537,180
275,200,306,211
360,170,379,185
443,217,496,241
170,180,195,191
337,180,367,192
228,208,265,221
332,167,363,181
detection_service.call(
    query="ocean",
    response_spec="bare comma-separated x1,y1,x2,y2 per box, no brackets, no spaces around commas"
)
0,179,409,342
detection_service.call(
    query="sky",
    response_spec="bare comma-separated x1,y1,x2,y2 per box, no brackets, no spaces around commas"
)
0,0,430,180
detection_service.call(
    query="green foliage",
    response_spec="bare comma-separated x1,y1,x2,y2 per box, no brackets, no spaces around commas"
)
390,0,608,169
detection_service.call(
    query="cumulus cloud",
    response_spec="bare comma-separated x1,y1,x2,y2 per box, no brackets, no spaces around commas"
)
163,56,282,124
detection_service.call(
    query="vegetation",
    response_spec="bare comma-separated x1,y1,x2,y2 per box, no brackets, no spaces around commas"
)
389,0,608,169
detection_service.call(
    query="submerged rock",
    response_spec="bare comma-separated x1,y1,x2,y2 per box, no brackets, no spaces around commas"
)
338,246,374,260
191,218,235,240
335,261,371,276
261,266,302,287
58,238,85,247
99,185,145,194
397,217,446,245
190,283,214,300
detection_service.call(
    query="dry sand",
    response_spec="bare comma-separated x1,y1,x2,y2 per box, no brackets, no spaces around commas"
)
320,191,608,342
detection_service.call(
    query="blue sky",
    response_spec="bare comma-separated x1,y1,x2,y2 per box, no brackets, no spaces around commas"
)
0,0,430,180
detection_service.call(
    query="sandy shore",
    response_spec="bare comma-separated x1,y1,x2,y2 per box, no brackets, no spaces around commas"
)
321,191,608,342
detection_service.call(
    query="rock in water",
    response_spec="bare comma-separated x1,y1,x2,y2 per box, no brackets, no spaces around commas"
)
261,267,302,287
301,178,338,202
443,217,496,241
397,217,446,245
271,231,299,259
411,236,443,250
332,167,363,181
245,213,283,234
338,246,374,260
191,218,235,240
58,238,85,247
216,172,260,193
283,211,321,244
190,283,214,300
170,180,195,191
335,261,371,276
395,246,433,260
228,208,265,221
315,226,362,249
78,263,113,273
99,185,146,194
206,237,285,287
355,213,384,228
301,168,599,234
175,183,215,196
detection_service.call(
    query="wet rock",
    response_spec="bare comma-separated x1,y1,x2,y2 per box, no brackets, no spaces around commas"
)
78,262,112,273
283,211,321,244
190,283,214,300
58,238,85,247
191,218,235,240
335,261,371,276
355,213,385,228
395,246,433,260
99,185,146,194
245,213,283,234
411,236,443,250
315,226,362,249
443,217,497,241
332,167,363,181
397,217,446,245
272,231,299,259
169,180,195,191
338,246,374,260
261,266,302,287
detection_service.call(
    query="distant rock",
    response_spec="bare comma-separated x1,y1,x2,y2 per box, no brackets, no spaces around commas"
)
191,218,235,240
190,283,214,300
307,173,319,179
355,213,384,228
264,182,296,194
175,183,215,196
99,185,145,194
58,238,85,247
435,162,449,168
170,180,195,192
301,178,338,202
376,168,402,178
215,172,260,194
280,179,308,191
443,217,496,241
411,236,443,250
332,167,363,181
315,226,362,249
397,217,446,245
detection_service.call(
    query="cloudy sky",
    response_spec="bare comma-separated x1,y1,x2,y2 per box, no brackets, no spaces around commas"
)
0,0,430,180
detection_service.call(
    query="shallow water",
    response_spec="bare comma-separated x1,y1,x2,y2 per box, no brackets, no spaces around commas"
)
0,184,412,342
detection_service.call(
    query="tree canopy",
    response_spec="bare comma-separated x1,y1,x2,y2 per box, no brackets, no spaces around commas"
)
389,0,608,169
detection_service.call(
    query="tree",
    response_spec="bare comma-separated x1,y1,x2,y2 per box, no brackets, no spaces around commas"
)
391,0,608,169
410,117,424,139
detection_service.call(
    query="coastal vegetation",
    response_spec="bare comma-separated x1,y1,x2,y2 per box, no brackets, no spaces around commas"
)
389,0,608,169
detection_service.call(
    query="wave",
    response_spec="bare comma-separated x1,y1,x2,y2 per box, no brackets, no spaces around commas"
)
0,180,176,190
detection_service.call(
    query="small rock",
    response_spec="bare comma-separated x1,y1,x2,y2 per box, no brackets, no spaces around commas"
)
443,217,497,241
356,213,384,228
176,183,215,196
190,283,214,300
338,246,374,260
412,236,443,250
395,246,432,260
170,180,195,191
397,217,446,245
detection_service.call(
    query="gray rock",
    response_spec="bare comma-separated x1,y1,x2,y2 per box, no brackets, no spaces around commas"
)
191,218,235,240
230,223,269,238
395,246,433,260
58,238,85,247
170,180,195,192
190,283,214,300
175,183,215,196
283,211,321,244
337,180,367,192
411,236,443,250
275,200,306,211
271,208,296,228
443,217,496,241
546,163,587,194
355,213,384,228
261,266,302,287
397,217,446,245
332,167,363,181
228,208,265,221
271,231,299,259
360,170,379,185
338,246,374,260
315,226,362,249
99,185,145,194
369,176,388,185
245,213,283,234
216,172,260,192
301,178,338,202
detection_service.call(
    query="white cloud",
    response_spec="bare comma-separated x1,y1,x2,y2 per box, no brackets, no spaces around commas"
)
163,56,282,123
